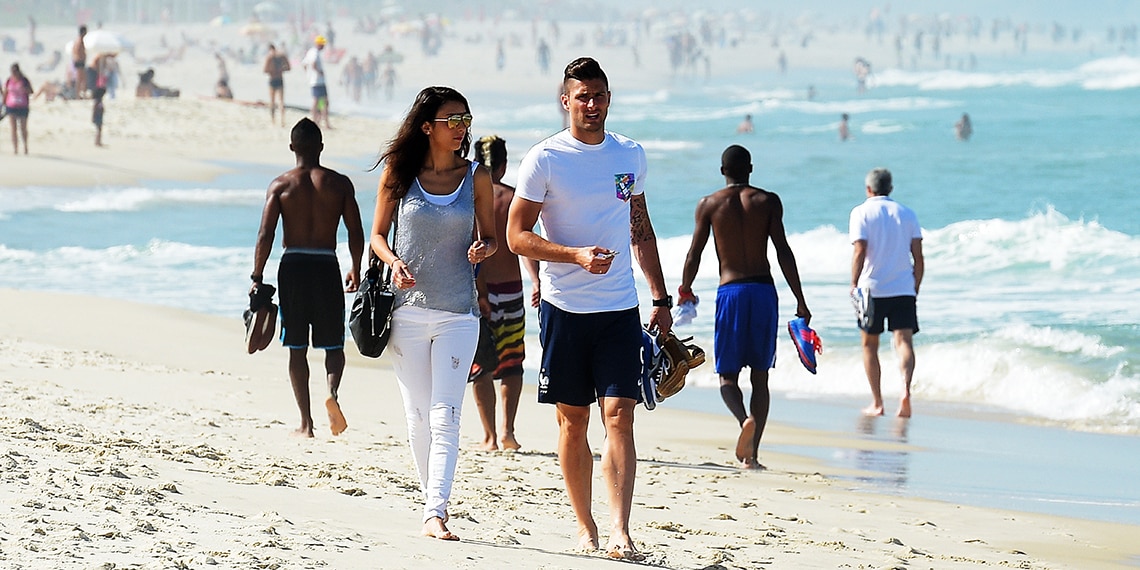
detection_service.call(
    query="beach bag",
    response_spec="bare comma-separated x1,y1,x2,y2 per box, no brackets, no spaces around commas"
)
349,257,395,358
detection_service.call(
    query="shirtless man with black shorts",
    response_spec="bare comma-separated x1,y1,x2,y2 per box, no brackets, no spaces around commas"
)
72,25,87,97
678,145,811,469
264,43,291,127
252,118,365,438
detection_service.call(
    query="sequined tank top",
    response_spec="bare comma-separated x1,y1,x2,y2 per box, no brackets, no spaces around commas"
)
393,162,479,316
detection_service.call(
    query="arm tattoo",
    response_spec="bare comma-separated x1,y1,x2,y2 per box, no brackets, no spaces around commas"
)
630,195,656,244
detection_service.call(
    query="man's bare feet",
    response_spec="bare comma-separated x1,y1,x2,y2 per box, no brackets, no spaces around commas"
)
477,437,498,452
735,417,756,462
606,538,645,561
862,403,885,416
421,517,459,541
577,527,600,551
499,433,521,451
897,397,912,418
740,457,766,470
292,426,315,438
325,397,347,436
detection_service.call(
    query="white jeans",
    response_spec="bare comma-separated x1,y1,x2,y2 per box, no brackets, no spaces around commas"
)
388,306,478,522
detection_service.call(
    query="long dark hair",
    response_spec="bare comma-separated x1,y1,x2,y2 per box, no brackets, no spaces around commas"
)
372,86,471,200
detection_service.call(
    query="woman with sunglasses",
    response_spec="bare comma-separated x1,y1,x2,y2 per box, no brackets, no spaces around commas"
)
369,86,496,541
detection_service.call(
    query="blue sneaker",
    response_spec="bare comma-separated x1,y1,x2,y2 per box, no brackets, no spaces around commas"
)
787,317,823,374
639,329,661,410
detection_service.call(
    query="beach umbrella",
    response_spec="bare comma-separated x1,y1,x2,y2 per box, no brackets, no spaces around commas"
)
240,22,277,39
253,1,284,22
83,29,123,55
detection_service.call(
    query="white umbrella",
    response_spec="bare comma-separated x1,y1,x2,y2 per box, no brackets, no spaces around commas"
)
241,22,277,39
84,29,122,55
253,1,283,22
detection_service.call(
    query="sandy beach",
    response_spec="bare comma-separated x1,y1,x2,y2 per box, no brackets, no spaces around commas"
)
3,11,1139,569
1,291,1137,569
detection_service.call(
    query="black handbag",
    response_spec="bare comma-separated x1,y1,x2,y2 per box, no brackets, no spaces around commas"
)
349,257,395,358
350,211,398,358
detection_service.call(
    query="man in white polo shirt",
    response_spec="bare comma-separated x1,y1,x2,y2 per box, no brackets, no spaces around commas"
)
507,56,671,560
850,167,924,418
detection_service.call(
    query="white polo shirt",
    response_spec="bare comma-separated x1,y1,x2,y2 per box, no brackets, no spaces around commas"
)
849,195,923,297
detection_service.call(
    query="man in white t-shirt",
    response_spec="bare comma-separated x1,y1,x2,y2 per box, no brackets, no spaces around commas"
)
849,167,924,418
507,57,671,561
301,35,330,128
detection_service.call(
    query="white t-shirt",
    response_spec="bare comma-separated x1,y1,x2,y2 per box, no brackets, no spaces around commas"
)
302,47,325,86
849,195,922,297
515,129,647,313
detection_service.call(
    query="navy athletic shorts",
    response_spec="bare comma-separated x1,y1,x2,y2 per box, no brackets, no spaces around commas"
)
537,301,642,406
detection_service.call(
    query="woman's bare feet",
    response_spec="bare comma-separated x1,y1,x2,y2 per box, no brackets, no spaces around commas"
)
421,517,458,541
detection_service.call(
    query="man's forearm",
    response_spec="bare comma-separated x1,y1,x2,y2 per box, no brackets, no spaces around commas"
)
510,230,579,265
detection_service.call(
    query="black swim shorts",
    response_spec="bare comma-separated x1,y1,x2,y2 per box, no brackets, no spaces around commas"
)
277,252,345,350
864,295,919,335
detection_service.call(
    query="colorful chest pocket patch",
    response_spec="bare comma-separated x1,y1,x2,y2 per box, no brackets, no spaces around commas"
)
614,173,635,201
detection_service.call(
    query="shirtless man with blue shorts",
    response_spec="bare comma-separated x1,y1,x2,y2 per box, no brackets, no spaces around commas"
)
252,118,364,437
679,145,811,469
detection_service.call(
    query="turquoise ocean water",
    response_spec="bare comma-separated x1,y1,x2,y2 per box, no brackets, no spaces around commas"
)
3,52,1139,523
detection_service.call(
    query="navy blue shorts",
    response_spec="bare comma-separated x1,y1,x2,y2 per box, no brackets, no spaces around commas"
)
311,85,328,99
865,295,919,335
277,252,344,350
714,281,778,375
537,301,642,406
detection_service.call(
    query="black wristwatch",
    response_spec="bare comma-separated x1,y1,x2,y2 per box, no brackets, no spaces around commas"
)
250,273,263,283
651,295,673,308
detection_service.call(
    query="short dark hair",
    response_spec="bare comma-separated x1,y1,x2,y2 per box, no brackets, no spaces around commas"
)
563,57,608,90
291,117,322,152
79,25,87,34
721,144,751,170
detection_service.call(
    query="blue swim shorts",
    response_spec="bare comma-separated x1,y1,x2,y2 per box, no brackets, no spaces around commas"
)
537,301,642,406
714,281,778,375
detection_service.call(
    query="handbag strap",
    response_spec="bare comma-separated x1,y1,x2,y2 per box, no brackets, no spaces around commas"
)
371,200,399,286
